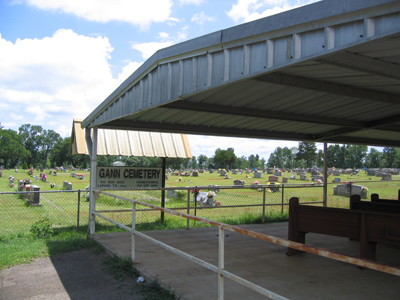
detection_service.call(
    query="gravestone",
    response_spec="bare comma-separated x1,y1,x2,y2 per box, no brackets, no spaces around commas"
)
312,175,323,181
333,184,368,199
289,175,296,180
192,171,198,177
167,190,178,199
282,177,288,183
234,180,245,186
381,174,392,181
220,170,227,176
231,169,237,175
275,171,282,176
300,174,307,181
81,174,85,180
376,172,383,177
367,169,376,176
269,175,279,182
208,185,220,193
254,171,262,178
333,178,341,183
267,168,274,174
333,171,340,176
30,185,41,205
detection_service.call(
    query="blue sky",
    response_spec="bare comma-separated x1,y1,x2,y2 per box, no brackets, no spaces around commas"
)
0,0,322,160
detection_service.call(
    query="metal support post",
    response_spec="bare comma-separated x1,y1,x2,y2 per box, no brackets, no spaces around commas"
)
262,188,266,223
132,202,136,262
323,142,328,207
88,126,98,235
218,226,225,300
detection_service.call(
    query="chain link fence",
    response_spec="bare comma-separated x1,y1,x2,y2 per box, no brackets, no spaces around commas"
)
2,180,399,235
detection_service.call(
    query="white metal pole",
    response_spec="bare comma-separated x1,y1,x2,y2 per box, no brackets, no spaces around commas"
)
88,127,98,234
218,226,225,300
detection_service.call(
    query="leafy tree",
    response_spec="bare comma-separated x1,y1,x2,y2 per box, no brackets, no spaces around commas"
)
49,137,90,168
166,157,190,169
235,156,248,169
213,148,237,169
365,148,382,168
18,124,44,167
296,142,317,168
189,156,197,169
267,147,295,169
197,154,208,169
248,154,260,169
383,147,398,168
0,128,29,168
40,129,61,169
347,145,368,168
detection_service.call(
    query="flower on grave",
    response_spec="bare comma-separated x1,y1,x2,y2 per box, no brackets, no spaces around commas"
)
216,201,221,206
50,183,55,188
253,180,259,185
316,179,322,184
178,177,182,181
10,183,14,187
207,191,216,198
190,189,200,194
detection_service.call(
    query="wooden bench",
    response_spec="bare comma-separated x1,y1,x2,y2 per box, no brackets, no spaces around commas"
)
350,194,400,214
286,197,400,261
370,189,400,204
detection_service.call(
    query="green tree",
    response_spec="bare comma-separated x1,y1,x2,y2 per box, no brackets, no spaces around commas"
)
365,148,382,168
40,129,61,169
235,155,248,169
296,142,317,168
383,147,398,167
213,148,237,169
197,154,208,169
0,128,29,168
18,124,44,167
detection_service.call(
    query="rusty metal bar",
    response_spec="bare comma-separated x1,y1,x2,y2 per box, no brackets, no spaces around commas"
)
97,190,400,277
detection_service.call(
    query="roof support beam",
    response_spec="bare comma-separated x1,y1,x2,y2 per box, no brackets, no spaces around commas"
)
162,101,363,128
318,52,400,82
254,72,400,105
103,120,313,141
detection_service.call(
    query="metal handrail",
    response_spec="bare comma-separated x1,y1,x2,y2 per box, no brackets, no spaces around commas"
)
91,190,400,300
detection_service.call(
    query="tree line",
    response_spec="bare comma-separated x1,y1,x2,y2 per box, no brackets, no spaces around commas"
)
1,124,399,170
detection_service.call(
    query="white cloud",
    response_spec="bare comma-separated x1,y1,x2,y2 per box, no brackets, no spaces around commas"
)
24,0,175,30
132,41,174,60
191,12,216,25
179,0,205,4
131,26,188,59
0,30,141,137
227,0,320,24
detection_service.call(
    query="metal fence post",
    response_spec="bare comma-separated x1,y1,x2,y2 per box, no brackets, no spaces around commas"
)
187,189,191,229
262,188,266,223
77,189,81,230
132,202,136,262
281,184,284,214
218,226,225,300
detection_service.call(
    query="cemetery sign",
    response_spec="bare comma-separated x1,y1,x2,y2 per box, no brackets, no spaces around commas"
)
96,167,162,190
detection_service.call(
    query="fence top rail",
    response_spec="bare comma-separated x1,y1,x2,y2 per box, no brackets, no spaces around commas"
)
95,184,322,192
0,189,84,195
97,190,400,276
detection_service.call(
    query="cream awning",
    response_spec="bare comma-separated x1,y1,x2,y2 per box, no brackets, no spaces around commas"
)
70,119,192,158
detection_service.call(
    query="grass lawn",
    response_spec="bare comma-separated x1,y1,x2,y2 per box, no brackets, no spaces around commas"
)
1,167,400,269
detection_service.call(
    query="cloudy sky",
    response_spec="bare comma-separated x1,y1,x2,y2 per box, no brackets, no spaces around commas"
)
0,0,323,160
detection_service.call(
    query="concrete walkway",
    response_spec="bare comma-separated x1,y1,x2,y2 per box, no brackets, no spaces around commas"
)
90,222,400,300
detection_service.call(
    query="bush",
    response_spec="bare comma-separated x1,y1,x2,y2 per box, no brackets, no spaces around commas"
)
30,218,54,238
22,162,28,170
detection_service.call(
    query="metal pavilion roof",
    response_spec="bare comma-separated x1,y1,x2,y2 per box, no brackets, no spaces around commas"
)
82,0,400,148
70,119,192,158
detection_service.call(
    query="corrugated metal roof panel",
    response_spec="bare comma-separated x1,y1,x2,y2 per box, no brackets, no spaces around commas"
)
127,131,143,157
81,1,400,148
139,132,155,157
69,119,191,158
